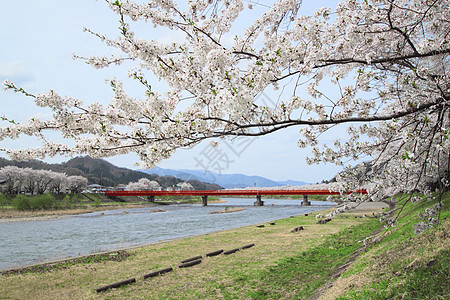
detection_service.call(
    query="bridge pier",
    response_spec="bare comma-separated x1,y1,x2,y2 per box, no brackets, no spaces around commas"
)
302,195,311,206
202,195,208,206
254,195,264,206
147,195,155,203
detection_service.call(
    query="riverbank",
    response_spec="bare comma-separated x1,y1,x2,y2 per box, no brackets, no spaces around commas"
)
0,199,227,223
0,202,388,299
1,197,448,299
0,203,149,223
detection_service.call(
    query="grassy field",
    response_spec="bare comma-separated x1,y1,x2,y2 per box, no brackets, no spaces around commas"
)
327,195,450,300
0,195,448,299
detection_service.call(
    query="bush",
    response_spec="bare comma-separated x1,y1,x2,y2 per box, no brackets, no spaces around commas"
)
30,194,56,210
59,195,78,209
12,195,31,211
0,194,8,211
12,194,59,211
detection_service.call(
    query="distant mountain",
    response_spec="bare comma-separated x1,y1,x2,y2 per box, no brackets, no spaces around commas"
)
0,156,222,190
276,180,309,186
143,167,195,181
140,167,308,189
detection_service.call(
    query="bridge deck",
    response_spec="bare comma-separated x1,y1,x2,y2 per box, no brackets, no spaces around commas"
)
105,189,367,197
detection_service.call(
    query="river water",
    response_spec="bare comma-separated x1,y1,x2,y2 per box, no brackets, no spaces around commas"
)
0,198,335,270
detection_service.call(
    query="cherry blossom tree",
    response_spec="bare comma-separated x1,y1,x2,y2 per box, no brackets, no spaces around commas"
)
0,166,75,194
48,172,68,194
0,166,24,194
22,167,39,194
1,0,449,232
33,170,57,194
67,175,88,193
176,181,194,190
126,178,160,190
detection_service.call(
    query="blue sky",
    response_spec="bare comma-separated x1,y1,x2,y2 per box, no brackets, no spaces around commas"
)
0,0,348,183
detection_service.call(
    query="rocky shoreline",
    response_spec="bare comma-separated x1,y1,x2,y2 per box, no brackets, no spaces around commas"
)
0,215,66,223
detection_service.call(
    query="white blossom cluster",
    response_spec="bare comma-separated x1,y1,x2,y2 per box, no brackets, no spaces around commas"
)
414,202,443,234
324,203,355,218
379,212,398,229
0,165,88,194
125,178,161,191
236,182,341,191
1,0,449,231
176,181,194,190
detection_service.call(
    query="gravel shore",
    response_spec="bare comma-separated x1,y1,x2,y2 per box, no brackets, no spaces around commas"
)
0,214,73,223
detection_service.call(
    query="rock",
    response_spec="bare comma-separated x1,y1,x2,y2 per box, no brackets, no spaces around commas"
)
426,258,438,268
291,226,304,232
317,218,332,224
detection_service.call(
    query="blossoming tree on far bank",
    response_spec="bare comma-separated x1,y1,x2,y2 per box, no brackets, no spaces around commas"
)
126,178,161,191
1,0,449,233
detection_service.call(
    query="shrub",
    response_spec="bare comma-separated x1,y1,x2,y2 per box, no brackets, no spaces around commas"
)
0,194,8,211
59,195,78,209
12,195,31,211
30,194,56,210
12,194,58,211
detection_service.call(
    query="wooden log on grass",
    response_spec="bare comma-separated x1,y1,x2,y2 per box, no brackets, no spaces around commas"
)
96,278,136,292
180,255,203,264
241,243,255,249
143,267,173,279
223,248,240,255
178,259,202,268
206,249,223,257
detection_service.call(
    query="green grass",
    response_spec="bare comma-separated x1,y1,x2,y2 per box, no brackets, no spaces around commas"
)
236,218,381,299
10,194,79,211
342,249,449,300
0,193,105,211
334,193,450,300
200,192,449,299
1,251,133,276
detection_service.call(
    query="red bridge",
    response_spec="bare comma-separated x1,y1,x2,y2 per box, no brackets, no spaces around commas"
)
105,189,367,206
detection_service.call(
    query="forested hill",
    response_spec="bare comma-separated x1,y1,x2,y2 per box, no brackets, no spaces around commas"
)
0,156,222,190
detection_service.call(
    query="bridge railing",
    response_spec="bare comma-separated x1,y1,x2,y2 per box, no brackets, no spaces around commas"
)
104,189,367,197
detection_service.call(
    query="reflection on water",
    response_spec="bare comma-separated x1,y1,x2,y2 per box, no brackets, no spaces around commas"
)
0,198,334,270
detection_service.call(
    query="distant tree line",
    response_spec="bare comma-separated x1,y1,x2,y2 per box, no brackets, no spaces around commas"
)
0,166,88,194
0,165,205,196
124,178,194,191
0,156,222,190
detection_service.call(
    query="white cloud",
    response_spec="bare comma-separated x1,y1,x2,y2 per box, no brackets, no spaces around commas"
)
0,61,35,89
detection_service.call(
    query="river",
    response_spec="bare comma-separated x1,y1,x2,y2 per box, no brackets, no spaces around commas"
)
0,198,335,271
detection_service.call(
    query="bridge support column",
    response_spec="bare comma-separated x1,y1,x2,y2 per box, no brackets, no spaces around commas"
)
254,195,264,206
202,196,208,206
302,195,311,206
147,196,155,203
